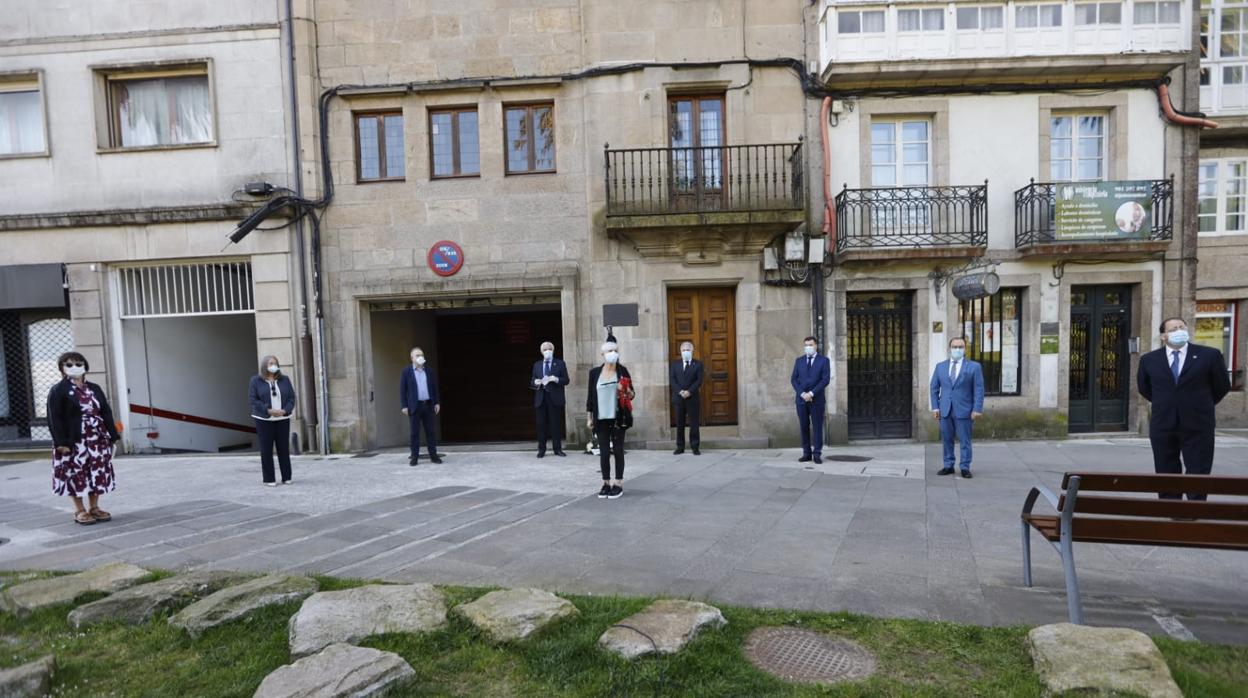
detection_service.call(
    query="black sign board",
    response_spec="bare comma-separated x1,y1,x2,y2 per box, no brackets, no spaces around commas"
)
602,303,639,327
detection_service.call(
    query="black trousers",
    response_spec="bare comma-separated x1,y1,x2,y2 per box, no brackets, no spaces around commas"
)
256,418,292,483
536,400,564,452
674,396,700,449
1150,427,1216,500
595,418,625,480
408,401,437,458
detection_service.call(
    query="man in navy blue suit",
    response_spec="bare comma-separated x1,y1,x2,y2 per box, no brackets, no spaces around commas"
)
531,340,570,458
1138,317,1231,500
791,336,830,464
929,336,985,478
400,346,442,467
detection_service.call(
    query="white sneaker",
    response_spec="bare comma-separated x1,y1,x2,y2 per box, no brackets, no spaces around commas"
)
282,480,292,485
264,482,278,487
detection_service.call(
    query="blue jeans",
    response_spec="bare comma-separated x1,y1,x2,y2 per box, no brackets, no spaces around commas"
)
796,399,824,457
940,415,973,471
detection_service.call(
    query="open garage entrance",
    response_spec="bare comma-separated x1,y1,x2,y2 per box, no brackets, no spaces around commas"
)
117,262,259,453
368,294,563,448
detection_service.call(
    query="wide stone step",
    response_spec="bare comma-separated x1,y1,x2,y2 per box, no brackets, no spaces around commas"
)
169,573,317,638
252,643,415,698
599,599,726,659
68,571,252,628
0,562,150,615
288,584,447,659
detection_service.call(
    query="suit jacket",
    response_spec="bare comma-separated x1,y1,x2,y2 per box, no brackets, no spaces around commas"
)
531,357,570,407
1137,343,1230,432
930,359,985,419
669,359,704,402
586,364,632,427
249,374,297,420
47,379,121,449
400,365,440,411
790,354,831,404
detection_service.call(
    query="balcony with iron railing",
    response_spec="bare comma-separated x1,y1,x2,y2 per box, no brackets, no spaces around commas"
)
603,142,806,255
1014,177,1174,255
834,183,988,260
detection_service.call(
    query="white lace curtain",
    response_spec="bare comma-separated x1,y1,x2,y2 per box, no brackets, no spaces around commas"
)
116,76,212,147
0,90,46,155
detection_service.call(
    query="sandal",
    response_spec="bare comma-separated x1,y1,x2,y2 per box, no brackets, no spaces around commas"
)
89,507,111,522
74,511,96,525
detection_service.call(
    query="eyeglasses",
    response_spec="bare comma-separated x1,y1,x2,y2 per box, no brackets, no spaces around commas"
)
63,362,84,368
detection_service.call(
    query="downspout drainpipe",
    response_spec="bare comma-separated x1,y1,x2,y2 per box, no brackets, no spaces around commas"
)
282,0,320,453
1157,81,1218,129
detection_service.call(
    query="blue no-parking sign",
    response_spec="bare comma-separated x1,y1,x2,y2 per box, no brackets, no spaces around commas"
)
427,241,464,277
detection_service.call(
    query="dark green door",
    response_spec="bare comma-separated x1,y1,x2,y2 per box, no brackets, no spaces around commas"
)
1068,286,1131,433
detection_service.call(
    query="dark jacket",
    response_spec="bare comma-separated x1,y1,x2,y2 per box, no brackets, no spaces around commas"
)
400,364,440,411
790,354,831,404
669,358,704,402
586,364,632,428
250,374,297,420
1138,343,1230,432
531,357,570,407
47,379,120,449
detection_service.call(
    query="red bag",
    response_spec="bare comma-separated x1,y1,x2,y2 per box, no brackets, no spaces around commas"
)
617,376,633,411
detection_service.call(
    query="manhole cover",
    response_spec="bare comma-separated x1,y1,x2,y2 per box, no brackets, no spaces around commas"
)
825,455,872,463
744,627,877,685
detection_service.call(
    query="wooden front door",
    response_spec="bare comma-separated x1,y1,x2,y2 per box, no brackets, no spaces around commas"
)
666,287,737,425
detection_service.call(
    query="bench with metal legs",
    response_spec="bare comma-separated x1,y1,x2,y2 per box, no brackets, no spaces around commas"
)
1021,476,1085,624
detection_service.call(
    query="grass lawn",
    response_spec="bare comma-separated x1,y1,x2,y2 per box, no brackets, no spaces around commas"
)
1,572,1246,697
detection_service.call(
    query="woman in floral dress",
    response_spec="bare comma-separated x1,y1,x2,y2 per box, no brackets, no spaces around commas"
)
47,351,120,525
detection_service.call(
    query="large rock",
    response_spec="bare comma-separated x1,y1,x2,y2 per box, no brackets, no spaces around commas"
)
0,563,149,615
0,656,55,698
288,583,447,658
454,588,578,642
170,573,317,638
598,599,726,660
1026,623,1182,698
68,571,252,628
253,643,415,698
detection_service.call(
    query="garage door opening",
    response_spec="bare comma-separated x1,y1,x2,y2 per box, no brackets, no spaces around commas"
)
369,299,563,447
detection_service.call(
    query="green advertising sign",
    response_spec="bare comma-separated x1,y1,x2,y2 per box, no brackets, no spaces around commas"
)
1055,180,1153,241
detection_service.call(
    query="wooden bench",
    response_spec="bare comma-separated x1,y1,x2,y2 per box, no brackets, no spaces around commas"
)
1020,472,1248,624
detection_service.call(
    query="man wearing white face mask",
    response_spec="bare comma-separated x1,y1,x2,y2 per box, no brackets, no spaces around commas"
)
929,337,984,478
1138,317,1230,499
791,336,831,464
400,347,442,466
669,341,703,455
531,341,570,458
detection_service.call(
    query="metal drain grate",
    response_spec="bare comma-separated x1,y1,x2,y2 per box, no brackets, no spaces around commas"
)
825,455,872,462
744,627,877,685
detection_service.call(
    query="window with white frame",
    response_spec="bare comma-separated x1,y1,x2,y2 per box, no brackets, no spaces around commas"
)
1201,1,1248,113
957,5,1005,29
1074,2,1123,24
838,9,885,33
101,64,213,149
898,7,946,31
1134,1,1182,24
871,119,931,187
1194,300,1238,386
1198,158,1248,234
1050,114,1105,181
0,75,46,156
1016,3,1064,28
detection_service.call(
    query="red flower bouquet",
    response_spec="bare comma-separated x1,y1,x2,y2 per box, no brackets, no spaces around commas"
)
617,376,634,411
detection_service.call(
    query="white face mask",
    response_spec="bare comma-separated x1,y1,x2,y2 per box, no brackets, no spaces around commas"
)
413,356,426,366
681,350,692,362
604,351,619,364
1166,329,1189,347
65,365,86,378
543,350,554,360
803,345,816,357
267,365,280,373
949,348,965,361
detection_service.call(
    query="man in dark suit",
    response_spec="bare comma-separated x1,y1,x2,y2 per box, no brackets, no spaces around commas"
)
670,340,704,455
400,346,442,467
1137,317,1231,500
531,340,570,458
791,335,831,464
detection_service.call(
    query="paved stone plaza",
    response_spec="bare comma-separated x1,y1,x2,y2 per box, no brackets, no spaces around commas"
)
1,437,1246,645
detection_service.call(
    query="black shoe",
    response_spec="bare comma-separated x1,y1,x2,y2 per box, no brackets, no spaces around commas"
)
607,485,623,499
692,448,701,455
554,450,566,457
960,470,973,479
798,455,813,463
937,467,954,476
813,456,822,464
673,448,685,455
409,459,418,467
537,451,546,459
430,455,443,464
597,484,611,499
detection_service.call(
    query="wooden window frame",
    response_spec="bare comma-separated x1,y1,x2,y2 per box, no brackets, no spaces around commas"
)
666,93,726,149
354,110,405,183
428,106,480,179
503,101,556,175
101,63,214,151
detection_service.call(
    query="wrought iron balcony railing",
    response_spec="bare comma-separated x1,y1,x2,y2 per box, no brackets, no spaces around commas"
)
834,183,988,252
1014,178,1174,248
604,142,803,217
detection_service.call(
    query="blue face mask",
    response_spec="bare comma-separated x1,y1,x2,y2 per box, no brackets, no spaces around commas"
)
1167,329,1189,347
950,348,965,361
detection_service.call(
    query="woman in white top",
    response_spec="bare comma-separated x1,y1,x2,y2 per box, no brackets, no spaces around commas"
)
249,355,296,486
586,339,634,499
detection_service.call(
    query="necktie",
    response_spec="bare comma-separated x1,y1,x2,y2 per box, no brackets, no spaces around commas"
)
807,357,812,369
1170,351,1180,383
684,361,689,372
950,360,958,380
544,361,551,377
